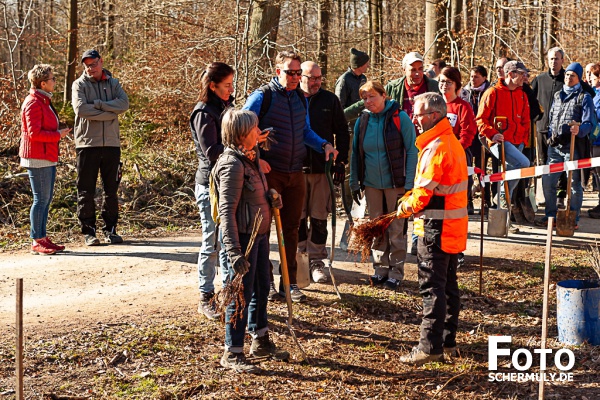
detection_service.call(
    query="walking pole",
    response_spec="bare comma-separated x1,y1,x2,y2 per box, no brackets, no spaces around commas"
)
325,158,342,299
269,190,308,362
538,217,554,400
16,278,23,400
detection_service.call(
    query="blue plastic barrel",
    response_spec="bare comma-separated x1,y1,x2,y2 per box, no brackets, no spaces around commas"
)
556,280,600,346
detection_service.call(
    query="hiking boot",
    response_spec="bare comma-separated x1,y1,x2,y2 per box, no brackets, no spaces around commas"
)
84,234,101,246
557,198,565,209
467,201,475,215
457,253,465,268
508,224,520,234
410,243,418,256
589,204,600,219
198,292,220,320
104,231,123,244
249,333,290,361
220,351,261,374
534,216,550,228
511,205,526,224
39,237,65,252
384,278,401,291
289,284,307,303
443,346,459,358
268,281,282,301
310,260,328,283
520,201,536,223
31,240,57,255
399,347,443,366
369,274,387,286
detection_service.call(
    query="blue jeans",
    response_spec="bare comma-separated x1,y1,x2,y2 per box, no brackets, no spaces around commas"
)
195,183,228,294
491,142,529,200
225,233,270,352
542,145,583,222
27,166,56,240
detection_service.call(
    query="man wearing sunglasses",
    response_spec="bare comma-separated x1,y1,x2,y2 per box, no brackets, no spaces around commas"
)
72,49,129,246
243,51,338,303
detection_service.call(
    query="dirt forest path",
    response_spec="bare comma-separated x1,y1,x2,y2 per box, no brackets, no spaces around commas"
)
1,193,599,333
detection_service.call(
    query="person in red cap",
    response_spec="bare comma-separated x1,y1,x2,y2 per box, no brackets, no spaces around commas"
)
72,49,129,246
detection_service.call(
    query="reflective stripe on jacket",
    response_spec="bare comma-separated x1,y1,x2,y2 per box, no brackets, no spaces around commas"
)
404,117,468,254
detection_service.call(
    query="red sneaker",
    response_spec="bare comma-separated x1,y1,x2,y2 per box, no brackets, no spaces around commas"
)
41,237,65,252
31,240,57,255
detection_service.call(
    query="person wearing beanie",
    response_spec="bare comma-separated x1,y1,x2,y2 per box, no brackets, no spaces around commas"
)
335,48,370,122
335,48,370,211
535,61,596,229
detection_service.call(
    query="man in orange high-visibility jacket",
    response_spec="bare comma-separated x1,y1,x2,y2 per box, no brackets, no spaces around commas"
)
396,92,468,366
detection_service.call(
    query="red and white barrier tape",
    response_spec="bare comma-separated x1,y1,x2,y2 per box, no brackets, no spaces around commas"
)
466,156,600,184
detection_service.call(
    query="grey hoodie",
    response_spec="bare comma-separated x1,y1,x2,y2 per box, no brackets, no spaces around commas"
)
72,69,129,148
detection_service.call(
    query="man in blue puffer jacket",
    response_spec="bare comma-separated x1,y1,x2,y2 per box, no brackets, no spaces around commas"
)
243,50,338,303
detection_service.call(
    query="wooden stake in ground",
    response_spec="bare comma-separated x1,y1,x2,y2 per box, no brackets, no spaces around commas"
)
539,217,554,400
16,278,23,400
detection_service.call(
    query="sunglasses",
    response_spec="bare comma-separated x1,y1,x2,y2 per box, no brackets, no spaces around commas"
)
283,70,302,77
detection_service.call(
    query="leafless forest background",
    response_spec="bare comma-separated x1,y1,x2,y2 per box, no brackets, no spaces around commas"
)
1,0,600,235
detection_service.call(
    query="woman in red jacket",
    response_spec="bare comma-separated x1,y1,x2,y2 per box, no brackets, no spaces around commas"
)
438,66,477,217
19,64,71,255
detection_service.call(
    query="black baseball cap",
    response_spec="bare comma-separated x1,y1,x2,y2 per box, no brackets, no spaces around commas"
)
81,49,101,63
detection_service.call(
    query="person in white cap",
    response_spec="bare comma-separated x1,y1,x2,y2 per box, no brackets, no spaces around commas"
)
344,51,440,122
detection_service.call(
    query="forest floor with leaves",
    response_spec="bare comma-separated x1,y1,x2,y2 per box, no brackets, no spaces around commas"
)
1,205,600,399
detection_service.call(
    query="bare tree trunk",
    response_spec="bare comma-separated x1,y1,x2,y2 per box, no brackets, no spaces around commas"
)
538,0,545,69
548,0,559,48
248,0,281,87
368,0,382,78
64,0,77,104
105,0,115,58
499,0,509,56
317,0,330,80
450,0,462,34
425,0,445,61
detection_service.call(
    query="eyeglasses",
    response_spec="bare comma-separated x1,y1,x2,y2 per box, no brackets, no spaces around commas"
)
84,59,100,69
283,70,302,77
438,79,454,86
44,77,56,82
413,112,435,118
302,75,323,83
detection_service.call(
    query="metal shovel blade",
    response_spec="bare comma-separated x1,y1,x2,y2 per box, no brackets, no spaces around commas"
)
487,208,508,237
556,209,576,237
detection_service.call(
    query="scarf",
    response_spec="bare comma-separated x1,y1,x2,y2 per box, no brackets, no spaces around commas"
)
471,82,488,92
237,145,256,162
563,83,581,95
37,89,53,98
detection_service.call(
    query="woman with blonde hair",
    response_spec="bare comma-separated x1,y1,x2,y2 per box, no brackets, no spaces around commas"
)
214,109,288,373
20,64,71,255
349,81,418,290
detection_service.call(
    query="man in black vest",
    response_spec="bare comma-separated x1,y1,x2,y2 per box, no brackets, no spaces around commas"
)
298,61,349,284
243,51,337,302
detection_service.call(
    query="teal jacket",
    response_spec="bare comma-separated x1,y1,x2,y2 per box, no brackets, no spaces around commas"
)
349,99,417,191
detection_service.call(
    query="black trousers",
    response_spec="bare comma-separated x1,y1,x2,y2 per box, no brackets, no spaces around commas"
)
417,236,460,355
76,147,121,235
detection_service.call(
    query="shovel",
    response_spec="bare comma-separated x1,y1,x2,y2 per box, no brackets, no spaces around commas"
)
556,132,577,237
325,159,342,299
270,190,309,361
